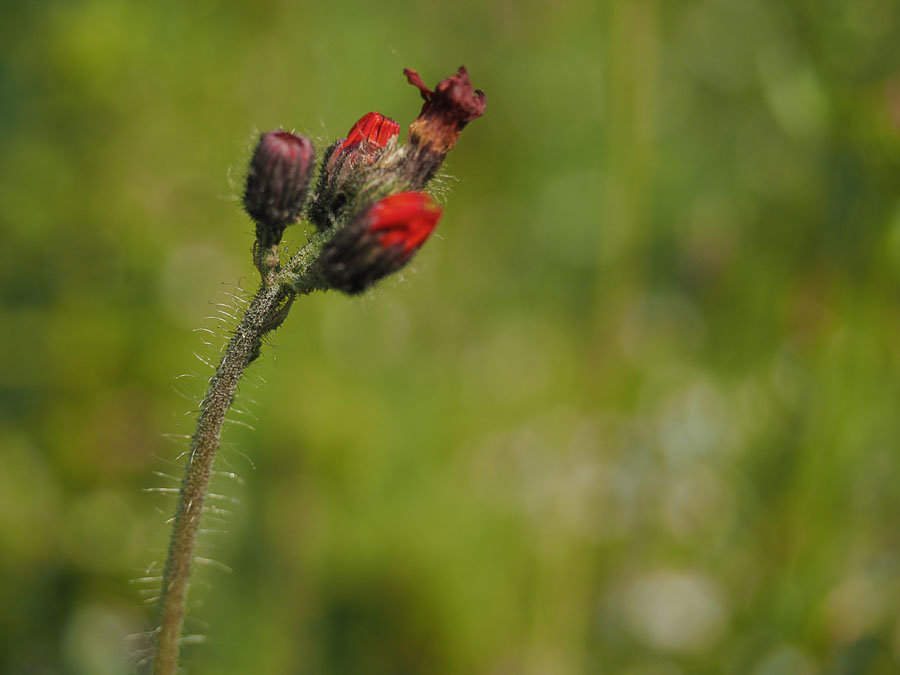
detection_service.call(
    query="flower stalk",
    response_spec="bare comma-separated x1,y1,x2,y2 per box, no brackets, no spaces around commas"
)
154,282,288,675
152,66,484,674
153,252,326,675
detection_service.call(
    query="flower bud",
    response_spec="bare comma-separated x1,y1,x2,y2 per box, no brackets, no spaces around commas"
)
341,111,401,151
318,191,442,294
243,130,315,247
308,112,400,231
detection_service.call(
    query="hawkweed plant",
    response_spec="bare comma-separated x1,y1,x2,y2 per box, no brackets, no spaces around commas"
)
151,67,486,674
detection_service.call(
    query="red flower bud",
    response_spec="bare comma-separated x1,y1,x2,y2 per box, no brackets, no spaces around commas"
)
340,111,400,152
244,130,315,246
318,192,443,294
308,112,401,232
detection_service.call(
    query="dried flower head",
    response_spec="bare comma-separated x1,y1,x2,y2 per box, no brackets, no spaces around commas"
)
398,66,486,188
405,66,486,155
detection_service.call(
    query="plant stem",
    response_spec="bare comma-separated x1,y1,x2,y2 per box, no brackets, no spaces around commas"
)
152,233,327,673
153,280,289,675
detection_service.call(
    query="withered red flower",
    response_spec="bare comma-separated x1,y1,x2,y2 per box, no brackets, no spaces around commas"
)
318,192,443,294
404,66,486,155
243,130,315,246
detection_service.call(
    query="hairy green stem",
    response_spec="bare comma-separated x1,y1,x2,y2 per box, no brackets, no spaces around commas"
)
152,235,329,673
153,280,289,675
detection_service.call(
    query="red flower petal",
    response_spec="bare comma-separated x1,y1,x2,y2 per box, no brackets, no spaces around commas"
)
340,111,400,151
366,192,443,255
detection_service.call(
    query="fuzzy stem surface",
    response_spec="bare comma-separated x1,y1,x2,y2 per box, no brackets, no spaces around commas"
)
153,280,289,675
151,229,335,673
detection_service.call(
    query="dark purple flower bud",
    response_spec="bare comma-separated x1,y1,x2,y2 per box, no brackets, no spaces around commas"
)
243,130,315,247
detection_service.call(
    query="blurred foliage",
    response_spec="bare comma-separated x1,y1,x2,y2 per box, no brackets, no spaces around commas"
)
2,0,900,673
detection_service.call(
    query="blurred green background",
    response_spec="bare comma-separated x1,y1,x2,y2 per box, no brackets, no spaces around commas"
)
3,0,900,673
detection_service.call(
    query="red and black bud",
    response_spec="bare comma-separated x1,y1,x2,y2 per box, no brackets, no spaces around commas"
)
308,112,400,232
318,191,442,294
244,130,315,247
401,66,486,188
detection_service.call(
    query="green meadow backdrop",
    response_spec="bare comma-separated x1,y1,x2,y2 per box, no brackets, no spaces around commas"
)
2,0,900,673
